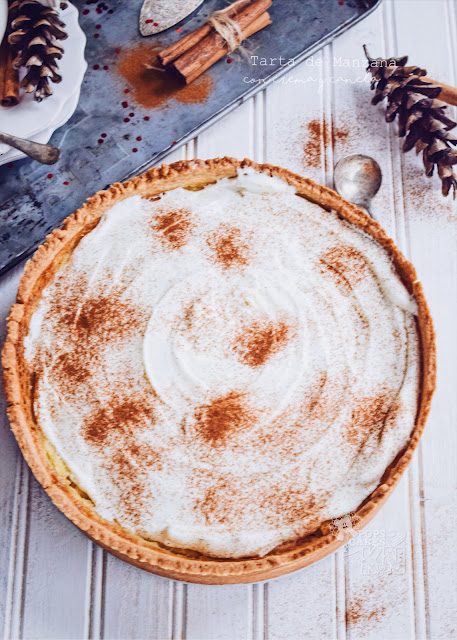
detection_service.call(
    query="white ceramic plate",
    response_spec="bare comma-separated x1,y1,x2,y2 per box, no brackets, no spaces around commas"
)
0,83,81,165
0,2,86,156
0,0,7,44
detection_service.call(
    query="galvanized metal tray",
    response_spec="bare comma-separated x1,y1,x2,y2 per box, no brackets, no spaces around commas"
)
0,0,380,275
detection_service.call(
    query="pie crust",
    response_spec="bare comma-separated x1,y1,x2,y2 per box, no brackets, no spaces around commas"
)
2,158,436,584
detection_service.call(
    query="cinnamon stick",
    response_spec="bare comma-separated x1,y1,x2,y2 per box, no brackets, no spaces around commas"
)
158,0,252,67
171,0,272,85
0,36,20,107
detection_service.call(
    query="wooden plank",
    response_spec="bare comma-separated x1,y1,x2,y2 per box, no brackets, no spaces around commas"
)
99,143,185,640
264,47,324,182
1,266,34,640
345,479,415,640
389,1,457,638
102,555,173,640
264,38,342,640
381,5,429,637
0,265,24,639
186,584,254,640
264,4,426,637
330,5,422,639
19,480,89,639
182,99,255,640
195,96,253,160
267,557,337,640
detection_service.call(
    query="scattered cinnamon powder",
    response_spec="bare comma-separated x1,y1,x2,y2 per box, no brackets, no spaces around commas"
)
74,296,140,339
264,487,320,528
318,245,367,295
303,120,324,168
46,283,160,524
109,446,161,526
51,284,143,344
194,391,255,444
233,320,291,367
119,479,147,525
83,398,152,447
54,352,90,388
197,476,322,534
152,208,193,250
198,480,233,526
307,371,329,417
117,43,213,109
303,119,349,169
39,285,145,398
347,597,387,626
257,374,337,461
334,124,350,144
345,392,394,448
347,584,388,627
207,225,250,269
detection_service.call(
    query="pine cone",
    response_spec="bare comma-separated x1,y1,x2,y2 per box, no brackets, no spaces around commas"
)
7,0,67,102
364,46,457,198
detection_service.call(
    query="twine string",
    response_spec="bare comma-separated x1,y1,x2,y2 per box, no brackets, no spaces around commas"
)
207,0,250,56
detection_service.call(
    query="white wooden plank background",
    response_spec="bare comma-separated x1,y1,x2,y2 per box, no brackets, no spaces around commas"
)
1,1,457,638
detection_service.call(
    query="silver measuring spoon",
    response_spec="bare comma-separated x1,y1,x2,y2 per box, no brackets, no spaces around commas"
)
0,131,60,165
334,154,382,219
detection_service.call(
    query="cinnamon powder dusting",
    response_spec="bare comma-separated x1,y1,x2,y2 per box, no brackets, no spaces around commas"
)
194,392,255,444
303,120,349,168
234,320,291,367
198,480,233,526
59,290,142,342
318,245,367,295
347,583,388,627
347,597,387,626
153,208,193,249
54,353,90,387
110,446,160,526
196,477,322,533
346,393,401,448
117,43,213,109
264,488,320,528
40,286,144,395
207,225,250,269
83,398,153,447
303,120,323,168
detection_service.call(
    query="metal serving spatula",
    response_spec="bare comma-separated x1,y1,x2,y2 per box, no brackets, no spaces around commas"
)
139,0,205,36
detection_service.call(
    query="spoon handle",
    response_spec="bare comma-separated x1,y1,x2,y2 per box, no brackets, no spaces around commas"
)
0,131,60,165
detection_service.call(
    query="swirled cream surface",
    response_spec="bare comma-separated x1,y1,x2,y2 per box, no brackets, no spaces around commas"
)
24,169,420,558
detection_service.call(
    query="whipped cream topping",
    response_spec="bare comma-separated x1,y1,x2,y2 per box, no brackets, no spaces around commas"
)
24,169,420,558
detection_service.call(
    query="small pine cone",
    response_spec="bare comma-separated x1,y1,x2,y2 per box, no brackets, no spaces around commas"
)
365,46,457,198
8,0,67,102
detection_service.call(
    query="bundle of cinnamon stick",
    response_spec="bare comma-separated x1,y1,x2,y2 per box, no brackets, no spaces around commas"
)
158,0,272,84
0,36,20,107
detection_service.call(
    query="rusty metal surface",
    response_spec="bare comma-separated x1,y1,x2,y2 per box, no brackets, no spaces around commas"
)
0,0,380,275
